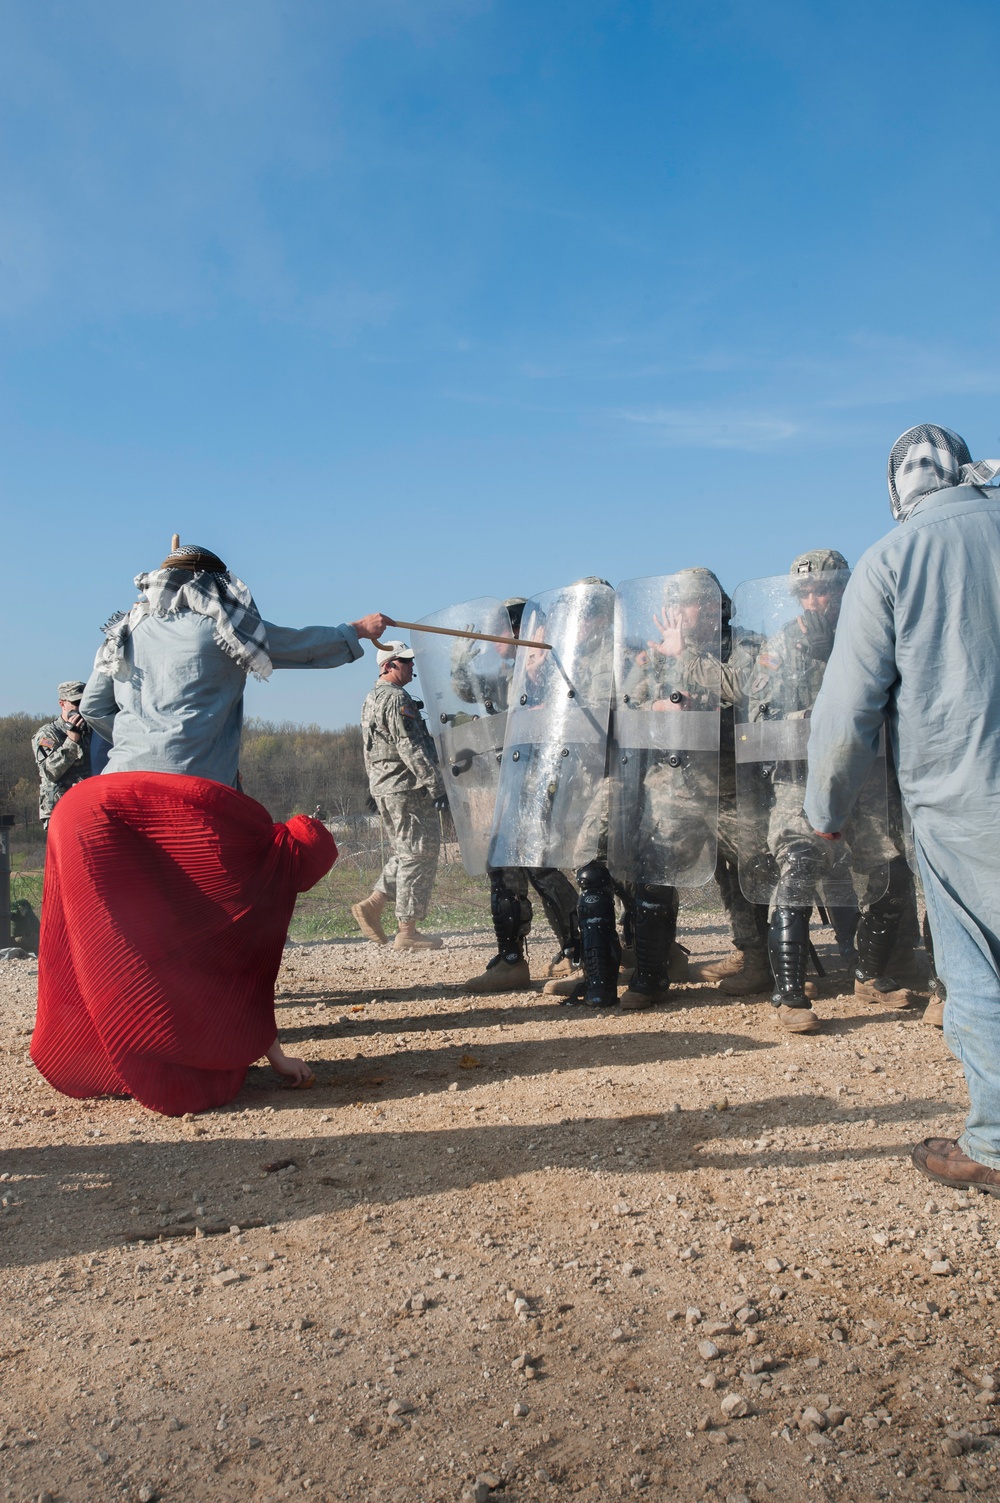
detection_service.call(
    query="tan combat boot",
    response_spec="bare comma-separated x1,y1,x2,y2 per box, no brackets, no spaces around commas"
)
688,950,745,983
718,947,772,996
543,974,583,997
351,891,389,944
777,1003,821,1034
854,974,917,1008
394,920,442,952
464,953,531,994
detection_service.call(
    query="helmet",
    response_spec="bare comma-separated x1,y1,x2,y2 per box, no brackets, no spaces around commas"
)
789,549,849,593
664,567,724,608
503,597,527,634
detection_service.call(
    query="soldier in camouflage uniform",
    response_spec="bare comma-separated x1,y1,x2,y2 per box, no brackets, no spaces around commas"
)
353,642,447,952
456,599,582,995
746,549,912,1033
32,680,93,830
633,571,772,998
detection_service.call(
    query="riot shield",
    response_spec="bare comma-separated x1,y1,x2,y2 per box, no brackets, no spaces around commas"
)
608,572,721,887
410,597,513,876
731,572,889,909
489,580,615,871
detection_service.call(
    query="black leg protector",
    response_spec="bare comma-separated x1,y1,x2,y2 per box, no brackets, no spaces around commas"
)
489,873,530,965
529,869,581,965
630,883,678,998
767,907,812,1008
774,840,824,909
855,856,910,982
576,861,621,1007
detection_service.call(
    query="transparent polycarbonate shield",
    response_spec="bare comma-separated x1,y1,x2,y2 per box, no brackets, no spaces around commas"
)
411,597,513,876
489,580,615,871
608,572,721,887
731,572,889,908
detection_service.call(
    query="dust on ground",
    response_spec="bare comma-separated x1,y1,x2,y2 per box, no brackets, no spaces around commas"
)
2,907,998,1503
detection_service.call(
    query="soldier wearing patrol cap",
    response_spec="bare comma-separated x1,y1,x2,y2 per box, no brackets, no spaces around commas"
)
32,681,93,829
354,641,448,951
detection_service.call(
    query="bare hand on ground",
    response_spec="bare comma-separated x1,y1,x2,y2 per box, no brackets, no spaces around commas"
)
265,1040,316,1088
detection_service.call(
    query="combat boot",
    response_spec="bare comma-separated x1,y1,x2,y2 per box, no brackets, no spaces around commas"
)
854,896,915,1007
922,977,946,1029
394,920,442,952
463,948,531,994
688,950,744,983
768,907,821,1034
545,950,581,980
717,946,772,996
351,891,389,944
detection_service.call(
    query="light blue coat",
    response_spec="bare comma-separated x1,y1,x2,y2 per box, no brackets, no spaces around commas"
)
804,483,1000,968
80,612,363,788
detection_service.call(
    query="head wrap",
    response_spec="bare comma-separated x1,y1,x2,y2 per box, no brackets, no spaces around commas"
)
887,425,1000,521
95,558,272,681
160,543,228,572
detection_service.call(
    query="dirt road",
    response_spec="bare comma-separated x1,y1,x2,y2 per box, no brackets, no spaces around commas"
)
2,915,998,1502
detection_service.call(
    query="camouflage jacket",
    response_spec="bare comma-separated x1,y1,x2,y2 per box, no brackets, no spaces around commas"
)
746,614,834,723
32,716,92,822
361,682,445,801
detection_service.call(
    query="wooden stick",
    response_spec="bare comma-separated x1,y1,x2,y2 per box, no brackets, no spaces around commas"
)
375,619,552,651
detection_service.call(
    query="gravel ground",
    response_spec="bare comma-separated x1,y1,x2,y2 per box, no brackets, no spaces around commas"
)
2,909,999,1503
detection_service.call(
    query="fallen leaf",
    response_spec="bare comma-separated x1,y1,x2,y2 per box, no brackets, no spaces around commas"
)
262,1158,298,1174
459,1054,482,1070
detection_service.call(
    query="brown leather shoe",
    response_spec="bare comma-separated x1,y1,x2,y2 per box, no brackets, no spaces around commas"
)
911,1138,1000,1196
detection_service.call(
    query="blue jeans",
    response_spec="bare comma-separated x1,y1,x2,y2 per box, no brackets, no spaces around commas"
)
919,851,1000,1169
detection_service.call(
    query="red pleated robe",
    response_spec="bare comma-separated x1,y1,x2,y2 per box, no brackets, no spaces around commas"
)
31,772,336,1116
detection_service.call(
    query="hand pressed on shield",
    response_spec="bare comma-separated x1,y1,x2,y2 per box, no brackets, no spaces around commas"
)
649,607,685,659
266,1039,315,1088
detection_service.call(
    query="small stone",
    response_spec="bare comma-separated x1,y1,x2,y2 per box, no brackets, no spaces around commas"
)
940,1437,965,1457
511,1353,530,1370
941,1474,965,1493
610,1326,628,1342
211,1269,240,1287
522,1365,538,1381
613,1201,631,1215
725,1235,746,1253
512,1402,529,1418
720,1393,749,1419
698,1340,721,1361
799,1407,827,1432
708,1428,730,1445
685,1307,703,1325
930,1260,954,1276
38,1493,55,1503
464,1485,491,1503
726,1494,752,1503
137,1489,158,1503
386,1398,414,1416
695,1412,713,1431
699,1374,720,1391
704,1321,735,1337
764,1257,785,1274
513,1297,530,1315
678,1245,697,1261
476,1473,501,1491
292,1317,313,1332
622,1261,639,1278
825,1406,848,1428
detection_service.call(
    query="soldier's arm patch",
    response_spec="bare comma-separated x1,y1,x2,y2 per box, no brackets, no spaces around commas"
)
758,653,780,670
36,737,56,752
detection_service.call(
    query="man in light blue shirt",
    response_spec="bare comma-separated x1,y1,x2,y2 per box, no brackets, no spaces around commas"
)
805,426,1000,1196
81,541,390,789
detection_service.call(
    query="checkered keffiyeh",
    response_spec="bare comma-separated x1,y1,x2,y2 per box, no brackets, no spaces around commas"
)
96,568,273,680
887,424,1000,521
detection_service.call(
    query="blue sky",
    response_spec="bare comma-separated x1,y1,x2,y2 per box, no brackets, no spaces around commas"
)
4,0,1000,727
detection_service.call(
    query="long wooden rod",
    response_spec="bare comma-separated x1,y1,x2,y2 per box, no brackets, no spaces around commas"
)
374,618,552,651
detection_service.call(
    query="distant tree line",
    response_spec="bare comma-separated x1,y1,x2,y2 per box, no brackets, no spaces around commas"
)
0,712,371,840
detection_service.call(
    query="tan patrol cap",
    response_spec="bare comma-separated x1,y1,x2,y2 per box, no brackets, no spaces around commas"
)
58,680,86,702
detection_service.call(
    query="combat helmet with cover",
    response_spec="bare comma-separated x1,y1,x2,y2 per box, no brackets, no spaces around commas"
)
789,549,849,591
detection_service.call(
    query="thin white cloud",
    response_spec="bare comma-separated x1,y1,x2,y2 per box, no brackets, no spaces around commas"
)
622,406,799,450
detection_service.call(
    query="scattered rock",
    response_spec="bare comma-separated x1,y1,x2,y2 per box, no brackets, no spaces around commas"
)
930,1259,954,1276
512,1402,529,1418
940,1437,965,1457
720,1393,749,1419
697,1340,721,1361
386,1399,414,1416
211,1269,240,1287
941,1474,965,1493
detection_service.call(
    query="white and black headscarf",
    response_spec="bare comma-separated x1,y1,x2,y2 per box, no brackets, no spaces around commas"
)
887,424,1000,522
96,545,272,680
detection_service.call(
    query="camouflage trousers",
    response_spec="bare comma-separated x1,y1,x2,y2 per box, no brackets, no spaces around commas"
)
374,789,441,922
767,773,895,910
715,797,766,951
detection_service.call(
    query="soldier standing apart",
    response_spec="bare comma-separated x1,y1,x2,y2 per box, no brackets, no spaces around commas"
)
32,680,93,830
354,642,447,952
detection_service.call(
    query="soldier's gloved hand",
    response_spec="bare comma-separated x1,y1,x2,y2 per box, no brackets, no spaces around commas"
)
800,610,835,660
433,796,448,812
